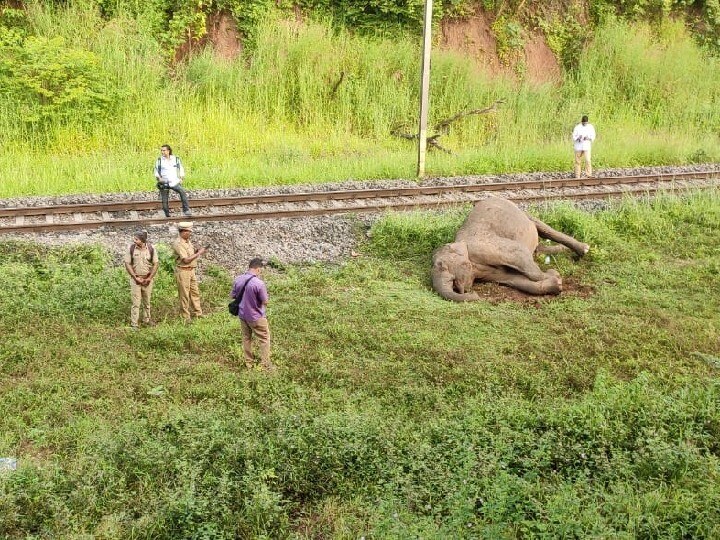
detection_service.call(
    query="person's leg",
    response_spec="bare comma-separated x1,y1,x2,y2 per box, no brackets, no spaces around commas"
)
240,320,254,368
250,317,273,370
175,270,191,322
171,185,191,214
159,187,170,217
188,271,202,317
141,281,153,324
130,280,141,327
585,148,592,177
574,151,583,178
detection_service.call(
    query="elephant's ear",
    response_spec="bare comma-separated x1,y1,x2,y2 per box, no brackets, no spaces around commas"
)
447,241,469,258
434,258,449,272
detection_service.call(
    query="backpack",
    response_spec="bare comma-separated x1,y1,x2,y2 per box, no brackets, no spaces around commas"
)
228,276,255,316
156,156,182,178
130,242,155,261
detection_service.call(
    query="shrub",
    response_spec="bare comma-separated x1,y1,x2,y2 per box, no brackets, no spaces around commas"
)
0,32,116,126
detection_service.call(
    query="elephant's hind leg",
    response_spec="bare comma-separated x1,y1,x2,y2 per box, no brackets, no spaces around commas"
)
485,266,562,295
529,216,589,256
535,244,570,255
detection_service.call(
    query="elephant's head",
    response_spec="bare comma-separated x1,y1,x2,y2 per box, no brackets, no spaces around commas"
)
431,241,480,302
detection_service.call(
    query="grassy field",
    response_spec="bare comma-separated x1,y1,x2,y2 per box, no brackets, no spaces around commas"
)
1,192,719,537
1,5,719,197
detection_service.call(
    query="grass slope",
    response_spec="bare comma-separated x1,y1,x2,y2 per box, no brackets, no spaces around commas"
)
0,6,719,197
0,192,719,537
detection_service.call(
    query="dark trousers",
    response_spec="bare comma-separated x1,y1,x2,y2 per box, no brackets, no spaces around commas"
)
159,184,190,216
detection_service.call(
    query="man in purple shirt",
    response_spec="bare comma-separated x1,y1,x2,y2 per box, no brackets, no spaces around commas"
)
230,258,274,371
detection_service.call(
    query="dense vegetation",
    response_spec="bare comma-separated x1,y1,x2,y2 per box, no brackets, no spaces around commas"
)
0,0,719,197
1,192,719,537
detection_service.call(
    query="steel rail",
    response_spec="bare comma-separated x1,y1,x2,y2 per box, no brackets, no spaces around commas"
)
0,170,718,218
1,182,716,234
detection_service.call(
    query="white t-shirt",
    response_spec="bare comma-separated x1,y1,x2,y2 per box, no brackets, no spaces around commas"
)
155,156,185,188
572,123,596,152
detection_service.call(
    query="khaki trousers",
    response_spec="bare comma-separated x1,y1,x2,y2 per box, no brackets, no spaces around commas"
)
175,268,202,321
240,317,273,369
574,149,592,178
130,278,153,327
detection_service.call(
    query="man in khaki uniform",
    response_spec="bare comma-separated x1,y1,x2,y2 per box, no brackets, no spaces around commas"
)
171,222,206,322
124,230,159,329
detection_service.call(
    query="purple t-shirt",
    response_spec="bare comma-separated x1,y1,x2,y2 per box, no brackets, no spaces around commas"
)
230,272,268,322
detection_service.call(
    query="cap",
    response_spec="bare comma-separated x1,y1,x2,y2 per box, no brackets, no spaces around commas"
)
178,221,193,231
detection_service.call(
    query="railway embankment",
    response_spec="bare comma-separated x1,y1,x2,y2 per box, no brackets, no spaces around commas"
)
0,164,717,271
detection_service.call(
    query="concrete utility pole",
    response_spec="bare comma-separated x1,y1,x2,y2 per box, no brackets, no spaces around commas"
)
417,0,433,178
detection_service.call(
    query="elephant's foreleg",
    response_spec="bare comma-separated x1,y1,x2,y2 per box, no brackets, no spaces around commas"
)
484,266,562,295
529,216,589,256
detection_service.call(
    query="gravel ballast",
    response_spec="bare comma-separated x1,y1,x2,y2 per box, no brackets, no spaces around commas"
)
0,164,717,273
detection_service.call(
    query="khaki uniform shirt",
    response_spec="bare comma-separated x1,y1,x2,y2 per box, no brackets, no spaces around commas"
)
172,237,198,268
123,244,158,276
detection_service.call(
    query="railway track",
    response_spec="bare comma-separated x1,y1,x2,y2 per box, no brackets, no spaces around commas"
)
1,170,718,234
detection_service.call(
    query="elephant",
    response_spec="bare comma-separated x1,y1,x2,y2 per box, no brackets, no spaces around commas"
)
431,197,590,301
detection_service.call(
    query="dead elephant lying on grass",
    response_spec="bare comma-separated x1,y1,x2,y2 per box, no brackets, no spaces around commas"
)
432,197,590,301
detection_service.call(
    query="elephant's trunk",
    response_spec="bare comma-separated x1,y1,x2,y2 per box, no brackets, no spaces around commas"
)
432,268,479,302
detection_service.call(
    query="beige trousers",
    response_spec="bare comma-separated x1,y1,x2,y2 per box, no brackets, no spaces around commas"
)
240,317,273,369
175,268,202,321
130,279,153,327
574,149,592,178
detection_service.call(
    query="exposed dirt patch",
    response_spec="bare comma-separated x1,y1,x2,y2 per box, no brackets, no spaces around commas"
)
523,32,561,85
206,10,242,61
175,10,242,63
472,276,594,305
440,8,502,75
440,7,561,85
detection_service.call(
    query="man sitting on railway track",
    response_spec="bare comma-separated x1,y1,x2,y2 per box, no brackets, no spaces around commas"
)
155,144,192,218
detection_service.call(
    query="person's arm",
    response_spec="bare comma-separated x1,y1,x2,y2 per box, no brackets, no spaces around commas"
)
259,282,269,308
230,278,241,299
179,247,206,265
154,158,162,181
146,254,159,284
124,261,142,285
177,157,185,182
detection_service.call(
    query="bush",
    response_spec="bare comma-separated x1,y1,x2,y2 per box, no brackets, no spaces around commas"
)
0,31,116,126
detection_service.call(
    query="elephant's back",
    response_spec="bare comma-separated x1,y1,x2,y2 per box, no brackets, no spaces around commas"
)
457,197,537,246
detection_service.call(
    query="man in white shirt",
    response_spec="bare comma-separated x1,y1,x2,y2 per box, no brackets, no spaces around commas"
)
155,144,191,217
572,115,596,178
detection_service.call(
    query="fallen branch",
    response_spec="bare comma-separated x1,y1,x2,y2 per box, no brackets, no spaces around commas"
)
391,100,504,154
329,71,346,99
433,99,505,132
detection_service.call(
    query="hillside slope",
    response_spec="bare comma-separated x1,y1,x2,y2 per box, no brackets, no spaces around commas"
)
0,1,718,196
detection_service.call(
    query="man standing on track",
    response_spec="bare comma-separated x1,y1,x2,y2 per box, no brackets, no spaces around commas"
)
572,115,596,178
155,144,192,218
230,258,275,371
124,230,159,329
172,222,206,323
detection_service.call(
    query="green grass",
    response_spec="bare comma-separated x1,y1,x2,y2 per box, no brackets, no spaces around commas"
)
0,7,719,197
1,191,719,537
